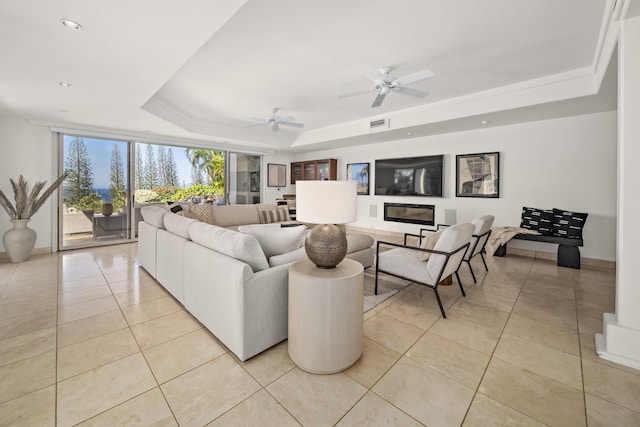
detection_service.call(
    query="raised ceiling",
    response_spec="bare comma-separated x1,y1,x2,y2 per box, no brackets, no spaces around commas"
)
0,0,620,152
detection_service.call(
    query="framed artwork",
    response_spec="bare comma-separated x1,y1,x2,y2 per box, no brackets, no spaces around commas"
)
249,171,260,192
456,152,499,198
267,163,286,187
347,162,370,195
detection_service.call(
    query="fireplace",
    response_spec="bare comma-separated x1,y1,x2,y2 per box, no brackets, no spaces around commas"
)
384,203,435,226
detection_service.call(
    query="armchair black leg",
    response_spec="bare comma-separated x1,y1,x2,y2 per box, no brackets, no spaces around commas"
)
455,271,466,297
374,266,379,295
480,253,489,271
432,288,446,318
467,261,477,283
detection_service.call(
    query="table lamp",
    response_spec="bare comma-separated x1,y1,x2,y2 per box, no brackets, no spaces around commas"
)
295,180,357,268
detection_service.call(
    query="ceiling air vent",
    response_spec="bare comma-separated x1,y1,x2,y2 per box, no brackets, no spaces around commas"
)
369,118,389,130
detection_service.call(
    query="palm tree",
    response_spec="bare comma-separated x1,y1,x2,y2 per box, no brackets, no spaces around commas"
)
186,149,225,191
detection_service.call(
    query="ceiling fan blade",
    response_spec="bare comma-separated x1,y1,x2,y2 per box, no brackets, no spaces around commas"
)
364,73,384,84
394,69,434,85
279,121,304,128
339,88,376,99
393,86,429,98
271,122,279,132
371,92,387,108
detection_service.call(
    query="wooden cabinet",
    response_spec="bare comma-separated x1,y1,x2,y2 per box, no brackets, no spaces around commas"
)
291,159,337,184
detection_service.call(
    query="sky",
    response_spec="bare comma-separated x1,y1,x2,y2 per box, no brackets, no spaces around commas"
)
63,136,194,188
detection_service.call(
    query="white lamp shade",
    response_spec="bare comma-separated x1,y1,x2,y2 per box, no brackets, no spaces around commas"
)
296,181,357,224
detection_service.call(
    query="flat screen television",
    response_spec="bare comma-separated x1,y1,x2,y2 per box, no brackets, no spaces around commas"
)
374,155,443,197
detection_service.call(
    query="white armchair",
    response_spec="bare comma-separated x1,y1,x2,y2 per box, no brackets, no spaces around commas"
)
375,223,475,318
464,215,495,282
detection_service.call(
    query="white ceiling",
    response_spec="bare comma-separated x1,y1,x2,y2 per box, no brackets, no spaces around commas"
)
0,0,620,153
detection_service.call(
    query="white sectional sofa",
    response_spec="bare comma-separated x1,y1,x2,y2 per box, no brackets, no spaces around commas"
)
137,203,374,361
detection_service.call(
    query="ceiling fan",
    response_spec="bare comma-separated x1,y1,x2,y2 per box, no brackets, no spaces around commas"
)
340,66,434,108
248,108,304,132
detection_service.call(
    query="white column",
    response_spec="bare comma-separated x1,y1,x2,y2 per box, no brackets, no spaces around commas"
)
595,14,640,370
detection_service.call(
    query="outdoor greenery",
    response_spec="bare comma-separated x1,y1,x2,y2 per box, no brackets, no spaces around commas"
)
64,137,94,207
62,137,225,211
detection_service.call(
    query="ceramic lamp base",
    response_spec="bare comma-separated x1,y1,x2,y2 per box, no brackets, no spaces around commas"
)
305,224,347,269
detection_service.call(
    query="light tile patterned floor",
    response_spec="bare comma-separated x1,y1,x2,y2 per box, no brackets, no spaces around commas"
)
1,239,640,426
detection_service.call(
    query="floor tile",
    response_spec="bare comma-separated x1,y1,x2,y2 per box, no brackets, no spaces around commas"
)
0,326,56,367
446,299,510,331
0,351,56,405
76,387,177,427
113,284,168,307
373,356,475,427
130,310,201,350
363,312,425,353
205,389,299,426
380,287,444,329
463,392,546,426
429,316,502,355
161,353,260,426
336,391,423,427
0,385,55,427
57,328,140,381
478,358,585,427
0,309,57,341
343,337,402,388
406,332,491,389
56,353,157,427
585,392,640,427
511,299,577,331
493,333,582,389
241,341,296,386
503,314,580,356
57,284,113,306
120,296,182,326
144,328,226,384
57,295,120,324
267,368,367,427
57,309,128,348
582,359,640,413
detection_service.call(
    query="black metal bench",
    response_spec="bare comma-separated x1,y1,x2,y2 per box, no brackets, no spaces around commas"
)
493,234,583,269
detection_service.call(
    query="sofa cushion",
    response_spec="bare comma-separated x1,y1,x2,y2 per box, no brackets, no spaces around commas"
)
184,203,215,224
268,246,307,267
237,223,306,258
163,212,198,239
520,206,554,235
259,207,291,224
188,222,269,272
140,205,167,229
346,233,374,252
419,229,443,261
211,204,260,227
552,208,588,239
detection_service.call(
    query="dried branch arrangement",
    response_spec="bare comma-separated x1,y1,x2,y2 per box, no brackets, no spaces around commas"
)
0,173,68,220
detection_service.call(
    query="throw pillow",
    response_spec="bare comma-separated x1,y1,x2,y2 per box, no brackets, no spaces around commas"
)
184,203,215,225
520,206,554,235
552,208,588,239
237,224,306,258
419,229,443,262
259,207,291,224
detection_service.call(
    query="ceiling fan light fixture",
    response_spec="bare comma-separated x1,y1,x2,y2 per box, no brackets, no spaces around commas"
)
61,19,83,30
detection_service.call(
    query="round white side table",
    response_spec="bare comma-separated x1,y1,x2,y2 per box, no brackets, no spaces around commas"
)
288,258,364,374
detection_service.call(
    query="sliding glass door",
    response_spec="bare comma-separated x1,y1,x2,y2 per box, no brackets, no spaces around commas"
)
59,135,132,248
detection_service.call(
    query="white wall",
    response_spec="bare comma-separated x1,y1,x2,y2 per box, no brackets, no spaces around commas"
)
0,117,57,253
296,111,617,261
1,111,617,261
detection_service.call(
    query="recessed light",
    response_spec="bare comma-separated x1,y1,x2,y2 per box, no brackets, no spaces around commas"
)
407,132,412,136
58,82,72,88
61,19,83,30
481,120,490,124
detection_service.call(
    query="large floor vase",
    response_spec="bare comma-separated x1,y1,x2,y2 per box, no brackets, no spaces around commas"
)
3,219,37,263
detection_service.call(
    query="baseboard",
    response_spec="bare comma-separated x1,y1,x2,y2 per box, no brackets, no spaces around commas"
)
0,247,52,261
